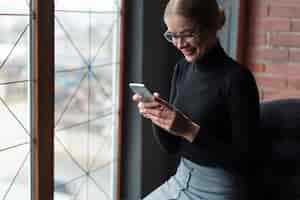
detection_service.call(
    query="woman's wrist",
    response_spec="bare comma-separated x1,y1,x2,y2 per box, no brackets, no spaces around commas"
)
169,109,200,142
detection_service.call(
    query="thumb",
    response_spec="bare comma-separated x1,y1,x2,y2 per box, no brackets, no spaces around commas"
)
153,92,160,97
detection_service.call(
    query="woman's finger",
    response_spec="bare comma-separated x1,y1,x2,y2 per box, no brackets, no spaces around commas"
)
150,115,169,129
132,93,143,102
145,104,175,120
145,110,174,127
142,112,162,123
142,112,150,119
138,101,161,110
145,108,166,118
153,92,160,97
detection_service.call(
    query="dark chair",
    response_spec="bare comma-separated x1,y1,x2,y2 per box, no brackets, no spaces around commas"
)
259,99,300,199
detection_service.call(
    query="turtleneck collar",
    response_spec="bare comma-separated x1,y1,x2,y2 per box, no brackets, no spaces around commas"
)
191,40,228,72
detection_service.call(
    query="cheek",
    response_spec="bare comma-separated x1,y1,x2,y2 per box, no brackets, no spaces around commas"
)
194,44,206,55
190,39,203,50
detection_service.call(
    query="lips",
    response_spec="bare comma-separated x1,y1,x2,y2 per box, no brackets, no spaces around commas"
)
182,50,195,56
182,48,192,53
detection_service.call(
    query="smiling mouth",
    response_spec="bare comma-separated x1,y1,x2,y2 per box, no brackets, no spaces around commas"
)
182,47,196,55
183,50,194,56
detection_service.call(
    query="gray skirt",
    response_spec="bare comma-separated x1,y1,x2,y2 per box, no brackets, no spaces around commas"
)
143,158,242,200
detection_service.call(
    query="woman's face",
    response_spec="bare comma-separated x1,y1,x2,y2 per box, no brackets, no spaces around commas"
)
164,15,209,63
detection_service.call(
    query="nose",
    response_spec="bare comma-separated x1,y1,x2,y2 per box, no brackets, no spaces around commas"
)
174,37,186,50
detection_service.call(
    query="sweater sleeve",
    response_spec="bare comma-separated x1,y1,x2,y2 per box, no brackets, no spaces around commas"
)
151,64,181,154
226,67,260,172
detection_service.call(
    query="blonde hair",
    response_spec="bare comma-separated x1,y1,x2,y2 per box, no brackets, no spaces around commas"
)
164,0,226,33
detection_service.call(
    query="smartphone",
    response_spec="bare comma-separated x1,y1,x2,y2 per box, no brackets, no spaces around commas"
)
129,83,153,102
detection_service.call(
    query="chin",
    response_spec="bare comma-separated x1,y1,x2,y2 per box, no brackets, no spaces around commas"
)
184,54,199,63
183,48,205,63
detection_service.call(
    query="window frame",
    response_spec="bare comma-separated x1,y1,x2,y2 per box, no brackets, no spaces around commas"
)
32,0,125,200
33,0,54,200
116,0,126,199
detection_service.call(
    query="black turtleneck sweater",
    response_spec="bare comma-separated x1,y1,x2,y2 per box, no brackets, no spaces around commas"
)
153,42,260,174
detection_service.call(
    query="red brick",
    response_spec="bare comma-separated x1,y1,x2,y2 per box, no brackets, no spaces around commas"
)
287,63,300,76
251,0,268,7
288,76,300,89
248,33,267,46
262,88,300,101
291,20,300,32
268,0,300,5
269,5,300,18
250,3,269,18
250,63,266,72
270,33,300,47
248,47,289,62
255,74,287,89
289,49,300,62
265,63,289,76
255,18,291,32
264,63,300,77
261,88,281,101
276,89,300,98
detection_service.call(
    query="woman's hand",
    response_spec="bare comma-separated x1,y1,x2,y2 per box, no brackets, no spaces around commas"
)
132,93,200,142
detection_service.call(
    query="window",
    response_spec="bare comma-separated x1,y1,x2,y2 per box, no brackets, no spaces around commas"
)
217,0,240,59
0,0,123,199
0,1,32,199
54,0,122,199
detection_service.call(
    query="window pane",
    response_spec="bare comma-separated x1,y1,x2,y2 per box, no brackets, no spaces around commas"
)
0,146,30,200
0,0,29,14
55,12,117,71
55,0,118,12
0,2,31,200
55,71,89,130
54,0,121,199
217,0,240,58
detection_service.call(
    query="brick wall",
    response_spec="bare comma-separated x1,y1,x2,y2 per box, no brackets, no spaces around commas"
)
245,0,300,101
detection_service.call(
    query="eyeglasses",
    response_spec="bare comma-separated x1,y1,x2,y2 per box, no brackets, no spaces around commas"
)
163,30,199,44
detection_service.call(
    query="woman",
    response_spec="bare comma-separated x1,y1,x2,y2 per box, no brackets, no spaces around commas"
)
133,0,260,199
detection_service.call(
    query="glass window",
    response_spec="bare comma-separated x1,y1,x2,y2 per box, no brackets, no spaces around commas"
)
54,0,121,199
217,0,240,59
0,1,32,200
0,0,123,199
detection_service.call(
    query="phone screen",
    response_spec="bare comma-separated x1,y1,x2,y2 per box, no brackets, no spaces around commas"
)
129,83,153,101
